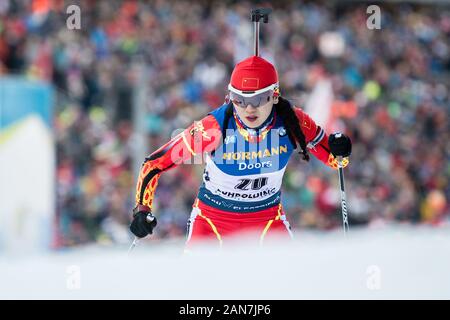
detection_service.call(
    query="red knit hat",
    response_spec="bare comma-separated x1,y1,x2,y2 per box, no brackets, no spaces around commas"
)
228,56,279,97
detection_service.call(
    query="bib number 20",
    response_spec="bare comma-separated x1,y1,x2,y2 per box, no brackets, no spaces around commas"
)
234,177,268,190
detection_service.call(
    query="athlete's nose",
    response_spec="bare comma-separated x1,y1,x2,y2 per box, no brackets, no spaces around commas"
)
245,104,258,112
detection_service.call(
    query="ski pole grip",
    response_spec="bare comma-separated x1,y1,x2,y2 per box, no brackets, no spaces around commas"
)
251,8,272,23
146,214,155,223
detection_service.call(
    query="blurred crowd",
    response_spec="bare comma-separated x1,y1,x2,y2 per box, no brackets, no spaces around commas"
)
1,0,449,246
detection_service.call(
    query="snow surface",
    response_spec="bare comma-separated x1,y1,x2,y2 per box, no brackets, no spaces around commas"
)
1,225,449,299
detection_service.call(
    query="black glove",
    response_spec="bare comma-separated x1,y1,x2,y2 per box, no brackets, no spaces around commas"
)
328,133,352,157
130,206,157,238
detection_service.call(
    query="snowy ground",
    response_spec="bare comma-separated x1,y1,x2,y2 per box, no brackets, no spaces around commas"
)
1,225,449,299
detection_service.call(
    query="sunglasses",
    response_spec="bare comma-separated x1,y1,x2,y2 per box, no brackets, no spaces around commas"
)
229,90,274,108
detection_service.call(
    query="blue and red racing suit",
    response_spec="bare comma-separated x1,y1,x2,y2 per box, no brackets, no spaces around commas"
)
135,103,338,246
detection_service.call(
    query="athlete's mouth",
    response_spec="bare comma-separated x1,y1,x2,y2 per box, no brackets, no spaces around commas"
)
245,115,258,122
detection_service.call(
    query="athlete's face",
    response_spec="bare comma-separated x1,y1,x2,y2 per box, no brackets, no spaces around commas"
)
233,95,278,128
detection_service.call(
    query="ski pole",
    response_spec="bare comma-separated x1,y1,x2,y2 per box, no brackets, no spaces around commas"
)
251,8,272,56
127,213,155,255
337,156,349,235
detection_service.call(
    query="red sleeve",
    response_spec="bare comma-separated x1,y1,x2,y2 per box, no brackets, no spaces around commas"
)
293,107,334,167
135,114,222,210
